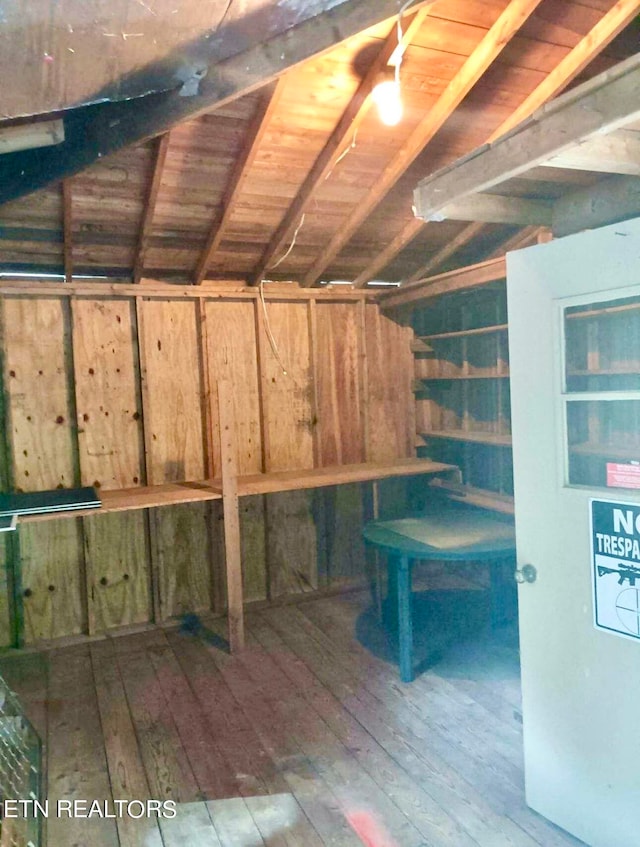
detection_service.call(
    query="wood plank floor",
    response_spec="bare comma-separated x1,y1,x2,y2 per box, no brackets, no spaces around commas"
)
0,590,586,847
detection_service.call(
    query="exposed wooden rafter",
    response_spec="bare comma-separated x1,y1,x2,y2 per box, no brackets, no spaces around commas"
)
489,0,640,141
380,256,506,309
301,0,545,287
552,174,640,237
413,53,640,224
132,134,170,284
487,225,548,259
194,82,283,285
249,4,431,285
347,0,639,289
405,221,486,284
351,216,424,287
62,181,73,283
0,0,418,206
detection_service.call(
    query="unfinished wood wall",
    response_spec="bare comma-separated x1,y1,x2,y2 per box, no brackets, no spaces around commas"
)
0,288,415,645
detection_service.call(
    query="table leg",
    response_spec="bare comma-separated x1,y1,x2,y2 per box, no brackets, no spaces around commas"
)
397,554,413,683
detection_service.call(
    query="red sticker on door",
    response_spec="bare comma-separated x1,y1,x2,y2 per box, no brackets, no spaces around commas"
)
607,462,640,489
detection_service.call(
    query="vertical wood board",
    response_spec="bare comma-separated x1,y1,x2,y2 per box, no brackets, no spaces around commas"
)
266,491,317,598
83,511,152,633
20,519,85,642
3,297,77,490
259,301,314,471
72,298,144,489
365,304,415,462
152,503,212,620
204,300,262,476
316,302,363,465
138,299,206,484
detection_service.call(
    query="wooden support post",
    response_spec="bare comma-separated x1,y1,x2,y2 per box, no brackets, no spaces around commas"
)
217,379,245,652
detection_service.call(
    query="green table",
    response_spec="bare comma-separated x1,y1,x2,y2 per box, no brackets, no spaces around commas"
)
363,503,516,682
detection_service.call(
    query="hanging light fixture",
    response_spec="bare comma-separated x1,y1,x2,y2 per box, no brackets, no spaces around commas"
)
372,0,416,127
372,70,403,127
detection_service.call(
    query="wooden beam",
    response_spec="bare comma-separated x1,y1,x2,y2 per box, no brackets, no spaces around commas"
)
487,225,548,259
380,257,506,309
132,134,170,284
543,130,640,176
489,0,640,141
414,53,640,222
0,119,64,155
194,83,282,285
249,5,430,285
552,174,640,237
351,216,424,287
0,0,426,206
405,221,485,284
301,0,545,286
430,193,553,226
62,181,73,284
217,379,245,652
346,0,634,286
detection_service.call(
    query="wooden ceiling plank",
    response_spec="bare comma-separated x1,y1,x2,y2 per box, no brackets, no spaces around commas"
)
194,82,283,285
405,221,486,284
301,0,546,287
1,0,420,207
351,217,424,287
489,0,640,142
132,134,171,285
542,130,640,176
62,181,73,284
413,53,640,222
249,5,430,286
380,256,507,309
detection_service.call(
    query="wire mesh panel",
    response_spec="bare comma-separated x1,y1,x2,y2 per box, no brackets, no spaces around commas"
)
0,675,42,847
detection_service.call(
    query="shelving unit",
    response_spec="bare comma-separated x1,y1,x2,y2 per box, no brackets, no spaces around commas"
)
411,282,514,510
564,292,640,488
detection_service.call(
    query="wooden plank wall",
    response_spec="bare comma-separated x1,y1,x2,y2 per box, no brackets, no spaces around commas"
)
0,290,415,644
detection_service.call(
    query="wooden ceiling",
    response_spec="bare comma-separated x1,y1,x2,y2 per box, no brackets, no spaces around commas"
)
0,0,638,286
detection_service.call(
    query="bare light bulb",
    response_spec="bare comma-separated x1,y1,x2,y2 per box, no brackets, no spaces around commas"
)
372,79,403,127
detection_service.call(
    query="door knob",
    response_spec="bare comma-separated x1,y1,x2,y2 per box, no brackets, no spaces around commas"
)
515,564,537,584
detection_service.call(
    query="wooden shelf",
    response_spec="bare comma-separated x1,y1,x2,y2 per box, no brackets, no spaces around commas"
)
19,459,457,523
422,430,512,447
567,369,639,377
570,442,640,460
419,323,508,342
418,373,509,381
429,479,514,514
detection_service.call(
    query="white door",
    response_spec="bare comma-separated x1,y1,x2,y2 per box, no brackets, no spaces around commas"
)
507,217,640,847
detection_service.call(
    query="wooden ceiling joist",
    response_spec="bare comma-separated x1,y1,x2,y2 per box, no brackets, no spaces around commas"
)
542,130,640,176
132,134,170,284
195,82,283,285
489,0,640,141
62,180,73,284
413,53,640,226
349,0,639,288
405,221,486,284
0,0,419,206
552,174,640,237
301,0,546,287
380,256,506,309
487,225,548,259
249,4,430,286
432,194,553,226
351,216,424,287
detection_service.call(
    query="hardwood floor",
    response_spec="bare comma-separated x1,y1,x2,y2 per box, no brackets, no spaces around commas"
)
0,590,585,847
